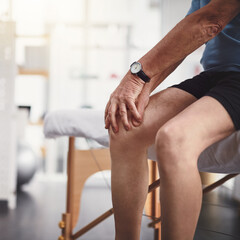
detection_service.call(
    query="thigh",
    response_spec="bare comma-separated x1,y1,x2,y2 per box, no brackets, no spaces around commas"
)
160,95,236,158
112,87,198,147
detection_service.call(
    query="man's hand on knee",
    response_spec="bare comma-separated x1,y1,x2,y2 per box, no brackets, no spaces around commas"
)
105,71,149,133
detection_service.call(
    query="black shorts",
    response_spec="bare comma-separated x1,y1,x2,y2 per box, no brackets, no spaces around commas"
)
168,71,240,130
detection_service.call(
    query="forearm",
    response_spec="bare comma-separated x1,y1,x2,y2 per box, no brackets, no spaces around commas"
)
138,0,240,93
137,13,211,93
141,59,184,94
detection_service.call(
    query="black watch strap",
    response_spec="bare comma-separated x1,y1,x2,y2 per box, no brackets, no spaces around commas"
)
137,70,150,82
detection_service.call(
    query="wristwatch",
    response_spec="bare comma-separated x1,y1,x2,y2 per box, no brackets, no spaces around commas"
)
130,61,150,83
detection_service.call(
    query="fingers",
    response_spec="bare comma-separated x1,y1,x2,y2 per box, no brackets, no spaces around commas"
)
108,103,118,133
137,99,146,118
104,100,111,129
105,102,130,132
105,100,119,131
105,100,142,131
105,114,110,129
105,96,145,132
104,100,111,120
126,99,142,123
131,105,142,127
119,103,130,131
132,93,149,127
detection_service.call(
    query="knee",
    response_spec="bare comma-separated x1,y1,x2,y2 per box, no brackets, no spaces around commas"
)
108,116,146,150
155,122,183,157
155,122,195,172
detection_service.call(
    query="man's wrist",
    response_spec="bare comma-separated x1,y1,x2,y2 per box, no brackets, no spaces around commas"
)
127,70,146,86
130,61,151,83
137,58,158,79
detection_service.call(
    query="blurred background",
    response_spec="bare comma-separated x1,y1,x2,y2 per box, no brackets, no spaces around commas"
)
1,0,239,239
0,0,203,185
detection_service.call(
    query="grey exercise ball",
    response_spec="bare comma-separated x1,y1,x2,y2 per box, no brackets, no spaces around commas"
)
17,142,38,187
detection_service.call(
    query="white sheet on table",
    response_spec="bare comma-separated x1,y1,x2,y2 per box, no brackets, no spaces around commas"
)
44,109,240,174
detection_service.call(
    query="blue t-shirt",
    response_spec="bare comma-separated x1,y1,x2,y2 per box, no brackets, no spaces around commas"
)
187,0,240,72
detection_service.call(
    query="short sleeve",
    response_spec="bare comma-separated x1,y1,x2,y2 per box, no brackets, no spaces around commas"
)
186,0,200,16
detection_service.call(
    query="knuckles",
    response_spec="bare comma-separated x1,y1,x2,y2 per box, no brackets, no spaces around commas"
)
119,110,127,116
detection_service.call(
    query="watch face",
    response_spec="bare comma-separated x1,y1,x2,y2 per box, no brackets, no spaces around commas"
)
131,62,142,74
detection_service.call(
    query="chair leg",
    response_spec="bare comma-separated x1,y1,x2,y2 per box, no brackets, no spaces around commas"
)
147,161,161,240
156,202,161,240
58,137,75,240
154,228,161,240
58,213,72,240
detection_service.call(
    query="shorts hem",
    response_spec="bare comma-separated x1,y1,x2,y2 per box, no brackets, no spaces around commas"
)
204,92,240,131
168,85,201,99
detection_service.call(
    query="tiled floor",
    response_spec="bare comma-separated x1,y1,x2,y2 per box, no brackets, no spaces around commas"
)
0,174,240,240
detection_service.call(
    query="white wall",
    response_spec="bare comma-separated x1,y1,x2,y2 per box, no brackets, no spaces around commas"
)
47,0,162,111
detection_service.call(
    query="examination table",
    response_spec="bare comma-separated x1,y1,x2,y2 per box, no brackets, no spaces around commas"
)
44,109,240,240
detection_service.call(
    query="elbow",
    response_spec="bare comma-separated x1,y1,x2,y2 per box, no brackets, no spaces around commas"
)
201,19,223,39
191,13,224,43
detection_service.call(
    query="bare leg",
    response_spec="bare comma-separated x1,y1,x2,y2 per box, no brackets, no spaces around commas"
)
109,87,198,240
155,96,236,240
